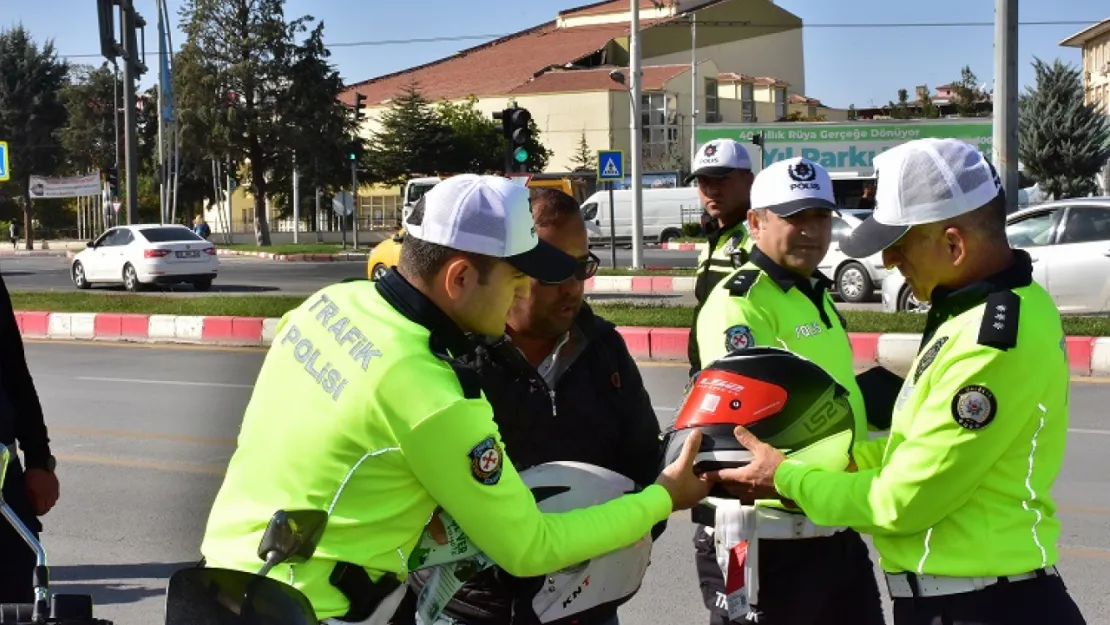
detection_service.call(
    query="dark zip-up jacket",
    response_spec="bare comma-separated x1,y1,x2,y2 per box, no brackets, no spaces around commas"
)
0,271,51,470
402,303,665,625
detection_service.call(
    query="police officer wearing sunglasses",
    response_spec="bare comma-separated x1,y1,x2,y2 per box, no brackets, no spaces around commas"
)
398,187,666,625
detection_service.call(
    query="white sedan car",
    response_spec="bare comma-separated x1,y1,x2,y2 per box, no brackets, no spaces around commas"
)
882,197,1110,314
818,210,890,303
71,224,219,291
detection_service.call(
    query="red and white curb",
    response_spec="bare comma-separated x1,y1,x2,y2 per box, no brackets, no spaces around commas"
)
13,311,1110,376
660,242,708,251
584,276,695,293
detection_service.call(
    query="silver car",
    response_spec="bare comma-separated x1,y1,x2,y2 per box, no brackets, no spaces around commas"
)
881,197,1110,313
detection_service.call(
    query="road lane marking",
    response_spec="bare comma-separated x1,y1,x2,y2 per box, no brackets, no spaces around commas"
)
74,376,253,389
25,339,267,354
55,452,226,476
52,425,236,447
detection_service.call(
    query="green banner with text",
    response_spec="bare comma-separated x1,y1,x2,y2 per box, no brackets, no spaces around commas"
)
696,119,993,174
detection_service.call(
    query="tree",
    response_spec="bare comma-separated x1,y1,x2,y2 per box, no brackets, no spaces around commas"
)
268,20,362,222
0,26,69,249
781,111,828,122
176,0,312,245
568,132,597,172
952,66,988,117
365,80,452,186
887,89,912,119
1018,57,1110,199
918,88,941,119
58,63,119,175
435,96,502,174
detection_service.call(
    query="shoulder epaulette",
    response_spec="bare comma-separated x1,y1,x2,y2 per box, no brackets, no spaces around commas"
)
726,269,761,298
977,290,1021,351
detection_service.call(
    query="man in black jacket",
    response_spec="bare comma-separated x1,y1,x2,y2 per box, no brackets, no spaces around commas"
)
395,187,664,625
0,271,60,602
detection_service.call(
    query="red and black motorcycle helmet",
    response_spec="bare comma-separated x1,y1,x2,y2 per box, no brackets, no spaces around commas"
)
661,347,857,495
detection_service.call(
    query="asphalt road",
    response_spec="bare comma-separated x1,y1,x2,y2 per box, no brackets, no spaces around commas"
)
0,254,886,310
17,341,1110,625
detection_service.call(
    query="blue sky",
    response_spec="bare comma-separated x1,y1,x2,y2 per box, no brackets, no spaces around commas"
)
4,0,1104,109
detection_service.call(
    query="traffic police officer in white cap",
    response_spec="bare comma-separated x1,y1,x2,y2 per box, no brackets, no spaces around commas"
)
689,157,892,625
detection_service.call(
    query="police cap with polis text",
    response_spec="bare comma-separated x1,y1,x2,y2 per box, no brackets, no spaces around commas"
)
683,139,752,184
404,174,577,284
839,138,1004,259
750,157,837,217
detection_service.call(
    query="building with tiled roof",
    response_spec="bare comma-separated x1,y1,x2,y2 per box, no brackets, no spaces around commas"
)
341,0,849,230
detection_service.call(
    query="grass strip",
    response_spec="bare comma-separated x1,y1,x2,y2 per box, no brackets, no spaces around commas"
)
9,292,308,319
222,244,351,255
9,294,1110,336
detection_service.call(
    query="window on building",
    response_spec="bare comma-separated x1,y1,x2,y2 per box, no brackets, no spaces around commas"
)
774,87,787,120
641,91,680,162
704,78,720,123
741,83,755,122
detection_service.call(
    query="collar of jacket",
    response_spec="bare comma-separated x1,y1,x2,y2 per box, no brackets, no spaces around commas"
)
375,269,472,359
469,302,612,376
749,245,834,294
924,248,1034,327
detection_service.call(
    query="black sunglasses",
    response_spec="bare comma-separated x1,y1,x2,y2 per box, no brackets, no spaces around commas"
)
541,252,600,285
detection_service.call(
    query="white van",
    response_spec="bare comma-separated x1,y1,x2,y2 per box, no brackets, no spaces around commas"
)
581,187,700,244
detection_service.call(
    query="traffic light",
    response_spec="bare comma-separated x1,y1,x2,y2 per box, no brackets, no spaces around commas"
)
348,140,362,162
508,107,531,171
354,93,366,122
104,167,119,196
492,105,532,173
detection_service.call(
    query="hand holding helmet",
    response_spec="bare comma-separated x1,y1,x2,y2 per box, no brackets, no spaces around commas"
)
661,346,858,502
701,426,788,504
653,428,713,511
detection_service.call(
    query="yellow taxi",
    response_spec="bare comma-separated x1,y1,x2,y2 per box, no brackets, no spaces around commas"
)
366,176,586,280
367,228,404,280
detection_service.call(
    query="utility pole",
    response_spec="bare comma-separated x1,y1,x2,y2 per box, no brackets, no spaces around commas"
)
690,12,698,163
993,0,1019,213
629,0,644,269
351,93,366,249
98,0,147,225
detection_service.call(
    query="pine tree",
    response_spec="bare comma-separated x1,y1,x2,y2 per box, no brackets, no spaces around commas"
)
569,132,596,172
1018,57,1110,199
366,80,452,185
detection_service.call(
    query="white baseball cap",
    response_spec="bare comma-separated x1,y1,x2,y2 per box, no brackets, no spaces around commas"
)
405,174,577,283
840,138,1003,259
684,139,752,184
750,157,837,216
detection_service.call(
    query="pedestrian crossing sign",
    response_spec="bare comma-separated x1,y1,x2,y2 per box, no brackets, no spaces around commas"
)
0,141,9,182
597,150,624,181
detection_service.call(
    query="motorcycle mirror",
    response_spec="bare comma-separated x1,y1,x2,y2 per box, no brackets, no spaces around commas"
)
255,510,328,576
164,567,318,625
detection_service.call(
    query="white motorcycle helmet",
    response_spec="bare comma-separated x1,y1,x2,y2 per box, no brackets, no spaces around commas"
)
412,462,654,625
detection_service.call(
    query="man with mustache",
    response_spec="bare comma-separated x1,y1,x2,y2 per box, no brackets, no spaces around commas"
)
689,157,890,625
398,187,665,625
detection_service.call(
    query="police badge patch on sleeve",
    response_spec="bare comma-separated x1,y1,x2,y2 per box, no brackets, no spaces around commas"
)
725,325,755,353
951,385,997,430
468,436,504,485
